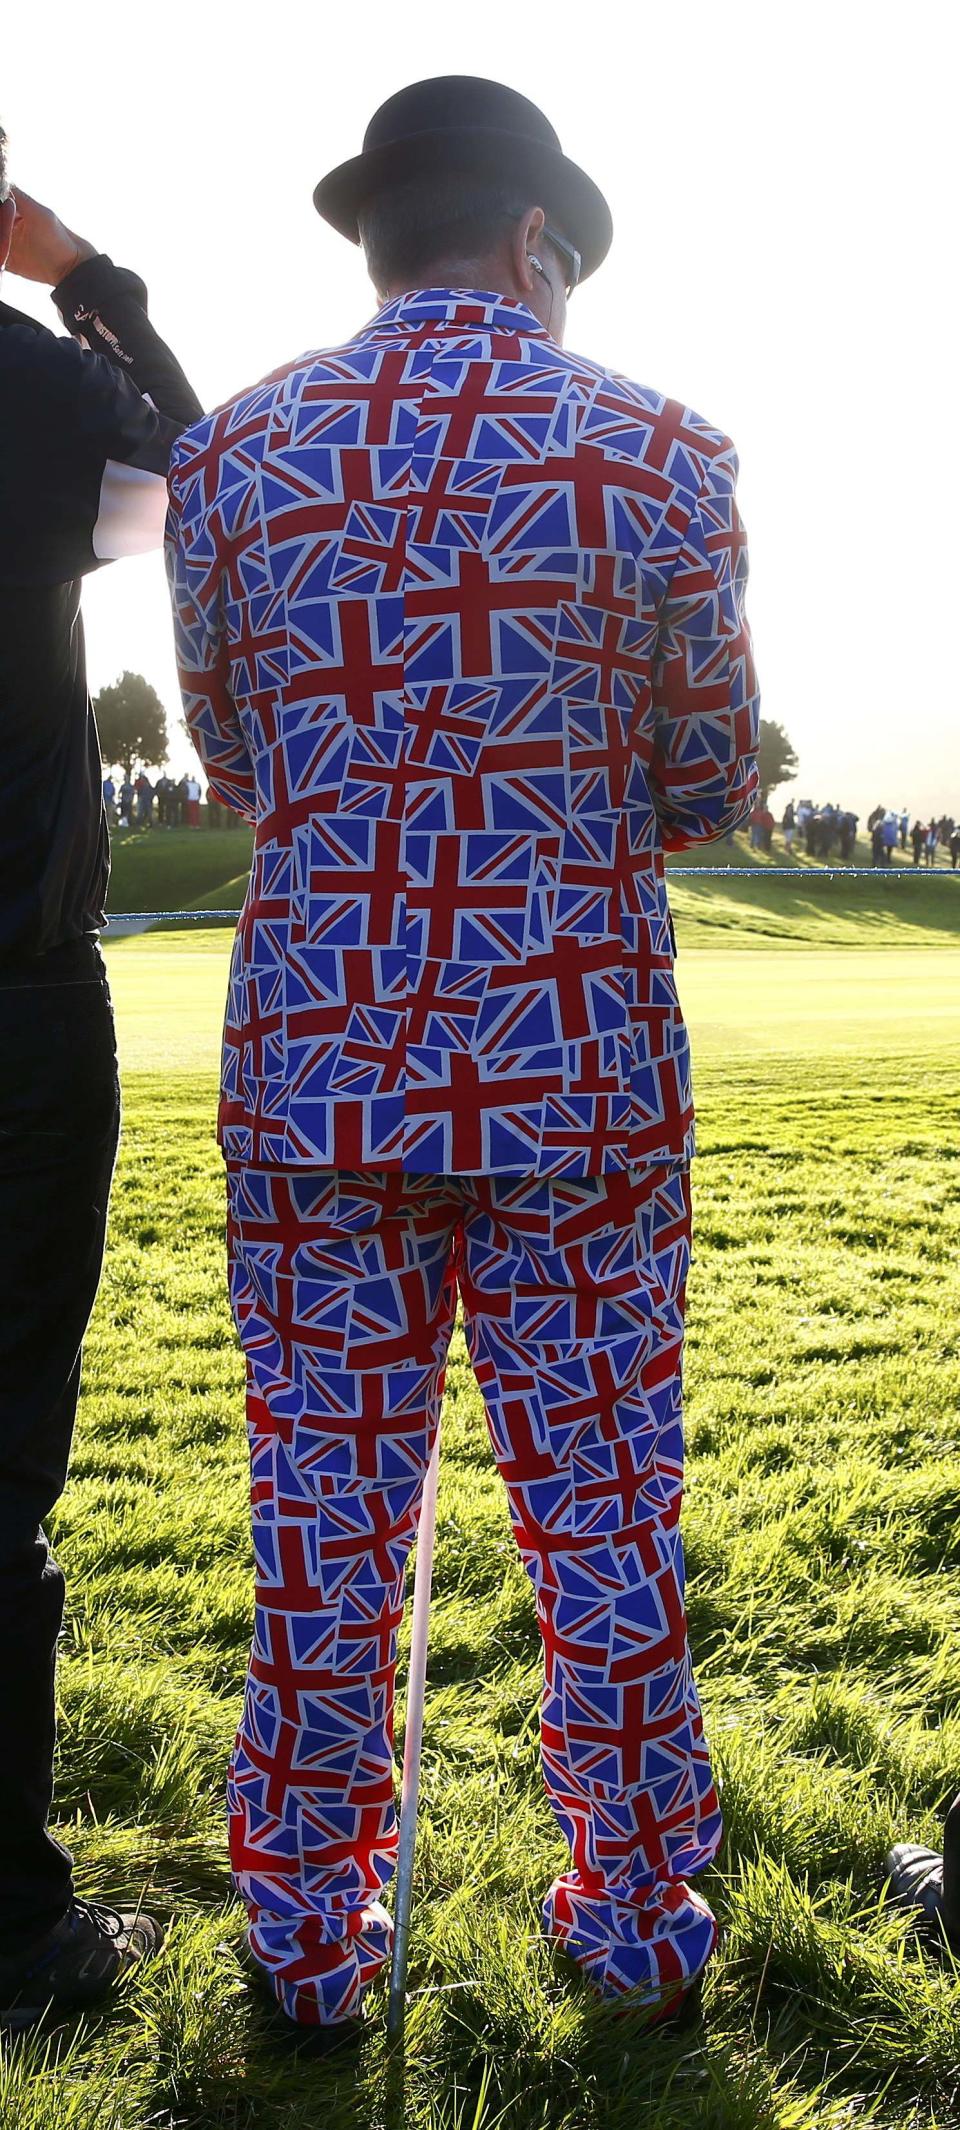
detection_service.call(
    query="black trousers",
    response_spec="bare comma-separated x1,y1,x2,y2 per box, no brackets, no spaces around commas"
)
0,942,120,1945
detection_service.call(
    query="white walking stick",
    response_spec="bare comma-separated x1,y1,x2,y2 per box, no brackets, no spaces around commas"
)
387,1428,440,2041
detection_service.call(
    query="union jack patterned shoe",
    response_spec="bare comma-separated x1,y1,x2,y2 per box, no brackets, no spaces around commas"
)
239,1920,375,2047
239,1908,387,2036
546,1875,717,2027
622,1973,705,2033
553,1938,706,2034
250,1991,366,2059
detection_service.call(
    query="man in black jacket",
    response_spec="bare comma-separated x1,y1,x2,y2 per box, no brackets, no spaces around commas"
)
0,129,201,2028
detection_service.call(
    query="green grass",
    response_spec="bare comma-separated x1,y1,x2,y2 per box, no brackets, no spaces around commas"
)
664,835,960,952
107,828,253,916
671,865,960,952
3,918,960,2128
105,826,960,953
103,928,959,1082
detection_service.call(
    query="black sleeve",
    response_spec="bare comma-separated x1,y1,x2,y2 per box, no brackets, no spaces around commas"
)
52,252,202,430
0,256,202,588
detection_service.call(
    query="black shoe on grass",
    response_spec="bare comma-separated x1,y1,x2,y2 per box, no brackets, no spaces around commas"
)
0,1900,162,2032
886,1790,960,1957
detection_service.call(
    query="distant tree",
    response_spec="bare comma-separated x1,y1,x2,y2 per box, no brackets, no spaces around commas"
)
757,718,799,800
95,671,168,782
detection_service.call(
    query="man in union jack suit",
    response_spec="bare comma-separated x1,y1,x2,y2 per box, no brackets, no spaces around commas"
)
167,74,760,2033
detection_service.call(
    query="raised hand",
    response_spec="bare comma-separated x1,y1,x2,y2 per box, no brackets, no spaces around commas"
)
7,189,96,286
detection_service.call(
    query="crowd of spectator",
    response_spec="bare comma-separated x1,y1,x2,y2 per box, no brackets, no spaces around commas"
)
747,798,959,870
902,814,958,870
100,770,245,831
783,800,861,860
107,769,959,870
863,804,958,869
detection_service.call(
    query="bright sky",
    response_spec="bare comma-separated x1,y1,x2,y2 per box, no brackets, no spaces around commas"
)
5,0,956,822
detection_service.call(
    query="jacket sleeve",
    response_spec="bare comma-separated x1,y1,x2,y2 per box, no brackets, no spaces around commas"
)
649,438,760,850
0,254,202,587
165,444,257,821
53,252,201,429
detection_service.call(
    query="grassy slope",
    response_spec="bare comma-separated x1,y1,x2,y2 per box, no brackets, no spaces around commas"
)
671,871,960,952
105,828,960,954
666,836,960,952
107,829,253,916
4,929,960,2127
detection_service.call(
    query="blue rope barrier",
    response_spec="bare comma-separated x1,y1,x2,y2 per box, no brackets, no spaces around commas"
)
106,910,243,924
674,867,960,879
103,869,958,927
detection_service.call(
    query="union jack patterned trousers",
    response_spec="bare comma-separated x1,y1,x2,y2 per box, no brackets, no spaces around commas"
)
225,1164,721,2025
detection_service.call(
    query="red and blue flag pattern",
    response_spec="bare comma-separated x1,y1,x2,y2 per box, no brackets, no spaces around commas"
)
166,291,759,1177
225,1163,721,2025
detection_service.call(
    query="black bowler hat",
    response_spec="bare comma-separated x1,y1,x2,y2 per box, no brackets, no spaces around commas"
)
314,75,613,282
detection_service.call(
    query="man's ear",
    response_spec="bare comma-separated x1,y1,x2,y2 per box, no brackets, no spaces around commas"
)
0,192,16,272
510,204,546,296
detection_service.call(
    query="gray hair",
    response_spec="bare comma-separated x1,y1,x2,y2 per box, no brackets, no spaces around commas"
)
0,126,8,204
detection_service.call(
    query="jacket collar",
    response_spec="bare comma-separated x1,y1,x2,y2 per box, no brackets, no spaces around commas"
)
357,287,554,342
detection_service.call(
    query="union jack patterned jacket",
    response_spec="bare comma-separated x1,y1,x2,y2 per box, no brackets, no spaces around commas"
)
166,290,759,1176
